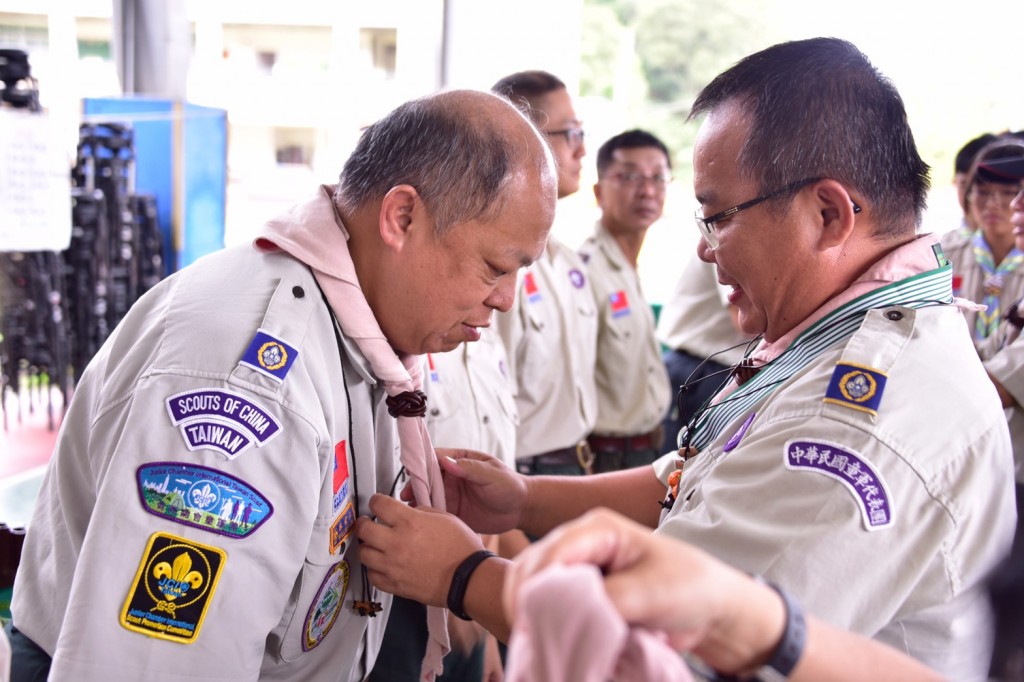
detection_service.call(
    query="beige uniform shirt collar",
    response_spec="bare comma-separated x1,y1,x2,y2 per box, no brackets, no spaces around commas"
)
592,222,630,273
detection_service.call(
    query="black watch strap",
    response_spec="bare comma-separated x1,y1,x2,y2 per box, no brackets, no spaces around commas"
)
703,579,807,682
756,581,807,680
446,549,495,621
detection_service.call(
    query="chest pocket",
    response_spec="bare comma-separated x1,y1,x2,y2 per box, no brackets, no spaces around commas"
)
275,438,359,663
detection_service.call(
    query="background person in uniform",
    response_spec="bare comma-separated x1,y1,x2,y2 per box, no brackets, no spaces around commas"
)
355,38,1015,682
940,137,1024,343
657,250,753,449
370,334,517,682
492,70,598,481
971,155,1024,555
578,129,673,471
4,90,556,682
952,132,998,237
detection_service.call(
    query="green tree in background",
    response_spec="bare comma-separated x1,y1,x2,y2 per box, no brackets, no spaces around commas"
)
581,0,772,174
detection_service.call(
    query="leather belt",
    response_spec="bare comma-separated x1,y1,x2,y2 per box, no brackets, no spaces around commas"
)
520,441,595,474
587,429,661,453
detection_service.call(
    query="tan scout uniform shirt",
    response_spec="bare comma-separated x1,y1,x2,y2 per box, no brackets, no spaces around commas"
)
656,251,751,367
654,303,1015,682
496,236,598,459
940,229,1024,339
980,301,1024,483
578,224,670,435
423,326,518,468
12,245,401,681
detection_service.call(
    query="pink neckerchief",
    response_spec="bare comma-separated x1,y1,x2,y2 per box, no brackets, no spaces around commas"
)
506,563,694,682
255,184,449,681
749,233,945,367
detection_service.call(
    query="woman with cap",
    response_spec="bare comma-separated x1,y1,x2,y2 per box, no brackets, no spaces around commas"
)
940,138,1024,343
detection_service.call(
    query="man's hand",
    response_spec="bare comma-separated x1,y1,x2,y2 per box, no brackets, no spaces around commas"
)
422,448,529,534
502,508,750,656
357,494,484,606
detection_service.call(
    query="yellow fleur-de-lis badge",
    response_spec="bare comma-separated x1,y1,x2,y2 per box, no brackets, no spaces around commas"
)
121,532,226,643
153,551,205,602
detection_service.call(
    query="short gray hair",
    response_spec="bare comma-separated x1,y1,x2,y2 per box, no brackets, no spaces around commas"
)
337,90,535,235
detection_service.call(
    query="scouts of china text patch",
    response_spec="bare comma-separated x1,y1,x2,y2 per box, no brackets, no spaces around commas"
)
165,388,282,460
136,462,273,539
121,532,226,643
240,329,299,381
330,501,356,555
784,439,893,530
303,561,350,651
823,362,888,416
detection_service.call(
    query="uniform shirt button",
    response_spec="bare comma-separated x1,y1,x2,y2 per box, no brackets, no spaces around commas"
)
430,408,440,417
292,286,305,298
482,415,490,424
885,310,903,321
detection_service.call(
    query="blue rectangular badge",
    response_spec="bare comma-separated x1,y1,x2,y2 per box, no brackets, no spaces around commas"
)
240,330,298,382
824,362,887,416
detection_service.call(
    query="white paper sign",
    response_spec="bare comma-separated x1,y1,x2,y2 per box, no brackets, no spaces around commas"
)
0,108,73,252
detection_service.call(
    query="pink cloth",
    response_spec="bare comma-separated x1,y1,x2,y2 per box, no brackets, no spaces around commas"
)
506,564,694,682
255,185,449,681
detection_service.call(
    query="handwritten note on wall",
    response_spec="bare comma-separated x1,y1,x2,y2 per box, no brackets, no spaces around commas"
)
0,109,72,252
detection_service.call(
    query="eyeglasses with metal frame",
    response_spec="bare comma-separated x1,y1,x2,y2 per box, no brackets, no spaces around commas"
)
545,127,585,151
693,177,862,250
605,171,673,189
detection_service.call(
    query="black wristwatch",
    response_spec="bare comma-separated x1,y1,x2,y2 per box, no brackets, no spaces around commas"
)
446,549,495,621
751,581,807,680
704,580,807,682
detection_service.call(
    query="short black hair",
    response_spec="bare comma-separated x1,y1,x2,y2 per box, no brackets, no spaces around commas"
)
595,129,672,176
955,133,998,175
968,138,1024,189
491,70,566,126
337,91,525,235
689,37,930,238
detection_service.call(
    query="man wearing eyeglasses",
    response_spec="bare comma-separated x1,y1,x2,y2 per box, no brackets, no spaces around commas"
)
578,129,673,472
358,39,1013,681
490,71,599,480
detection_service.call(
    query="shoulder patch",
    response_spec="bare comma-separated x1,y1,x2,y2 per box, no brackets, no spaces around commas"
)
823,362,887,416
121,532,226,643
303,561,350,651
136,462,273,538
240,329,299,381
784,439,893,530
165,388,282,460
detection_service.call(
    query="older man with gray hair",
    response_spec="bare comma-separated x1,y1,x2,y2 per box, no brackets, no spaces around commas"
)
6,90,556,682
